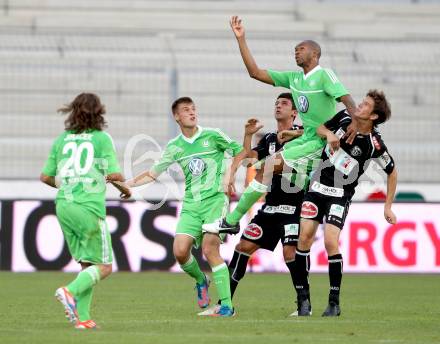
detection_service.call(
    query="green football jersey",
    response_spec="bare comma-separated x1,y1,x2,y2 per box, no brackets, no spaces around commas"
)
268,66,348,139
151,126,243,203
42,130,121,218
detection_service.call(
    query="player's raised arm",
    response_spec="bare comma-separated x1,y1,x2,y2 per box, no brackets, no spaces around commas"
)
105,173,132,199
225,118,262,196
230,16,274,85
316,124,340,154
277,129,303,144
243,118,263,157
125,140,175,189
384,168,397,224
339,94,359,144
125,170,158,188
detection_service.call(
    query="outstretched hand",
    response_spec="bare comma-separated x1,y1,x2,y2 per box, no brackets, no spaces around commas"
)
109,181,131,200
230,15,245,39
384,208,397,224
277,130,302,144
326,132,340,154
245,118,263,135
227,174,236,199
343,121,358,145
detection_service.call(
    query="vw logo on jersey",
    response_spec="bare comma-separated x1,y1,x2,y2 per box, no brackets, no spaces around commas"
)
350,146,362,157
297,95,309,113
188,157,205,176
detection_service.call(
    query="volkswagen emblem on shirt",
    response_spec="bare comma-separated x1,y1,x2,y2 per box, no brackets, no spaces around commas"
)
188,157,205,176
298,95,309,113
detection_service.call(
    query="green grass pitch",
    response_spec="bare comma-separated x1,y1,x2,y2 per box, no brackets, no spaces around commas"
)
0,272,438,344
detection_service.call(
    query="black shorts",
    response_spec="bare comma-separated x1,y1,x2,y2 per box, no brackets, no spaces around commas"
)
241,204,301,251
300,192,351,230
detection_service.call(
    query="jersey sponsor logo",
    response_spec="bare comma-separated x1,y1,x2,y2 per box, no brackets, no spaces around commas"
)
243,223,263,240
188,157,205,176
301,201,318,218
372,136,381,150
329,204,345,218
284,237,297,244
335,128,345,139
297,95,309,113
350,146,362,157
377,152,392,168
284,224,299,236
311,181,344,198
263,205,296,215
325,146,358,176
269,142,276,155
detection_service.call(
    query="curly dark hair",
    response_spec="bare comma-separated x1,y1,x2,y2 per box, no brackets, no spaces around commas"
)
367,89,391,126
59,93,107,133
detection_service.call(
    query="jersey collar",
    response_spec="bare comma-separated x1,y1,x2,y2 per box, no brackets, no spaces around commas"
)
181,125,202,144
303,65,322,80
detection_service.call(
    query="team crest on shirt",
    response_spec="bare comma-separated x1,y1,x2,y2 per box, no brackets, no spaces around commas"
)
188,157,205,176
202,140,210,147
297,95,309,113
269,142,276,155
350,146,362,157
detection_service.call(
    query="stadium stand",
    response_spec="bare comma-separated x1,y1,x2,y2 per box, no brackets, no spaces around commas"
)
0,0,439,181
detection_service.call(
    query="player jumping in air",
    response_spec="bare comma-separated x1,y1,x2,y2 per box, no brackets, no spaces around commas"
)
203,16,358,235
40,93,130,329
200,93,309,316
114,97,258,317
294,90,397,316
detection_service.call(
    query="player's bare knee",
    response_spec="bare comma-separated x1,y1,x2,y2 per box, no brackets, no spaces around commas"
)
80,262,92,270
235,240,258,255
201,242,218,260
283,245,296,262
98,264,112,279
255,168,264,183
299,231,314,248
324,239,339,256
173,248,190,264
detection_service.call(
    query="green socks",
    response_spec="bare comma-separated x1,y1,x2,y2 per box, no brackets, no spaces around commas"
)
180,255,205,284
67,265,101,297
226,180,268,225
77,287,94,321
212,263,232,308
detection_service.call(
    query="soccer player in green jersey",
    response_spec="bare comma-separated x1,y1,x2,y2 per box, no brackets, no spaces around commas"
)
119,97,256,317
203,16,359,234
40,93,130,329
